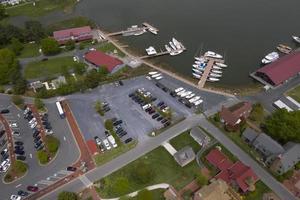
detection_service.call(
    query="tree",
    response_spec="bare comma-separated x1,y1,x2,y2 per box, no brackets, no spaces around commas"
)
73,63,86,75
84,70,99,88
98,67,109,76
24,20,46,42
249,103,264,122
11,95,24,106
196,173,208,186
0,48,19,84
41,38,60,55
131,162,155,184
58,191,78,200
0,24,24,47
65,40,75,51
13,78,27,95
10,38,24,55
0,4,6,20
95,100,104,116
136,189,153,200
104,119,113,131
34,98,45,110
264,109,300,143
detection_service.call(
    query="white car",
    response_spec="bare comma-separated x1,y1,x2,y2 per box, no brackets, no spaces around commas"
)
12,131,20,137
189,96,200,103
174,87,184,93
145,76,152,80
29,118,36,124
45,129,53,135
148,71,158,75
180,91,190,98
89,48,96,51
9,123,18,128
10,195,21,200
107,135,118,148
103,139,111,150
155,76,163,80
30,122,38,129
142,104,151,110
1,162,11,173
194,99,203,106
186,93,195,99
177,89,186,96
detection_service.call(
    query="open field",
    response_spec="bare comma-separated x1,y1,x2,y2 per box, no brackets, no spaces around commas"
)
18,43,40,58
287,85,300,103
97,42,125,58
47,16,95,32
170,130,200,152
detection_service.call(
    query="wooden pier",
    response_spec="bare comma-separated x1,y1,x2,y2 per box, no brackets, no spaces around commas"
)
107,22,159,37
139,47,187,59
197,57,225,88
142,22,159,33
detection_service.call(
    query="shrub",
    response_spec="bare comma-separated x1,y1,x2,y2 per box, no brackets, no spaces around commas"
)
11,95,24,106
195,173,208,186
34,98,45,110
104,119,114,131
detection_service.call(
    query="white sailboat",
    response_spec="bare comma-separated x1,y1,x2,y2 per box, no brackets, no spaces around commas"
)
204,51,223,59
292,36,300,44
165,45,172,52
207,77,220,82
172,38,183,49
169,41,177,50
215,62,227,68
148,28,158,35
192,73,201,79
209,73,222,78
212,65,222,70
211,70,222,74
192,68,203,74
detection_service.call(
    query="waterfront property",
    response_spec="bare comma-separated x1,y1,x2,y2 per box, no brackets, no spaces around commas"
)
252,52,300,88
53,26,93,45
84,50,123,72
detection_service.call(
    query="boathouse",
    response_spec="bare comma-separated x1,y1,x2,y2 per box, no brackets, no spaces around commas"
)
53,26,93,45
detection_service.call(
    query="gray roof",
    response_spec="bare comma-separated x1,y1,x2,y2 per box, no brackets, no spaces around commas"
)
173,146,195,167
279,142,300,172
190,127,210,146
252,133,285,158
242,128,259,143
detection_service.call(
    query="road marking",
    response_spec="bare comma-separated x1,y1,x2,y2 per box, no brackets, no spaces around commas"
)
15,184,22,188
79,175,93,187
63,136,66,141
17,114,20,118
29,153,32,158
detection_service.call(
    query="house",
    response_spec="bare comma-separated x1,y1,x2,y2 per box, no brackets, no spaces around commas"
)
220,102,252,130
255,52,300,86
206,149,259,193
270,142,300,174
84,50,123,72
190,127,211,147
241,128,258,144
53,26,93,45
193,179,232,200
173,146,195,167
251,133,285,160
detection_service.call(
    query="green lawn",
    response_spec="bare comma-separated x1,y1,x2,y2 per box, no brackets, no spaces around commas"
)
4,161,28,183
6,0,77,17
94,140,137,166
47,16,95,32
97,42,125,58
169,130,201,152
24,56,77,79
244,181,270,200
287,85,300,103
128,189,165,200
18,43,40,58
97,146,201,198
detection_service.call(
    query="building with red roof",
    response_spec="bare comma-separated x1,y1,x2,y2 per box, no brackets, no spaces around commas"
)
219,102,252,130
85,50,123,72
255,52,300,86
53,26,93,45
206,149,259,193
86,140,99,155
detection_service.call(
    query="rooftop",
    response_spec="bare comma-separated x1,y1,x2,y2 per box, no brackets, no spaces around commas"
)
53,26,92,39
173,146,195,167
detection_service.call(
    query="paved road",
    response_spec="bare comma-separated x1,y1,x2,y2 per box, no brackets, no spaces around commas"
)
39,114,203,200
199,118,298,200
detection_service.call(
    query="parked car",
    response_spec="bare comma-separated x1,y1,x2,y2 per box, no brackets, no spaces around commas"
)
0,130,5,138
149,110,155,114
30,122,37,129
14,141,23,146
0,109,9,114
16,155,26,161
15,146,24,151
128,93,134,98
17,190,29,196
10,195,21,200
113,120,123,126
27,185,38,192
103,139,111,150
105,131,110,137
125,138,133,144
9,123,18,128
164,122,171,127
33,132,39,138
12,131,21,137
119,80,124,86
161,119,168,123
14,150,25,155
94,136,101,146
34,141,43,149
152,114,159,119
119,131,127,138
66,166,77,171
34,137,41,144
45,129,53,135
157,101,164,107
36,145,44,151
157,117,163,121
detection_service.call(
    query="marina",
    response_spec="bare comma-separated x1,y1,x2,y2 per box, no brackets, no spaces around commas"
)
107,22,159,37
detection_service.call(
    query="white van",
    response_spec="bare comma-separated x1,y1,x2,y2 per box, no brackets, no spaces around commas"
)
175,87,184,93
142,104,152,110
107,135,118,148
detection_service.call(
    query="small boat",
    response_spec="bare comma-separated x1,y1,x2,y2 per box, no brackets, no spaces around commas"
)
148,71,158,75
292,36,300,44
211,70,223,74
212,65,222,70
192,68,203,74
277,44,292,54
169,41,177,50
165,45,172,52
209,73,222,78
195,57,207,62
155,76,163,80
134,29,146,36
207,77,220,82
215,62,227,68
148,28,158,35
193,65,205,71
151,73,162,78
172,38,183,49
170,50,183,56
192,73,201,79
204,51,223,59
145,46,157,55
261,52,279,64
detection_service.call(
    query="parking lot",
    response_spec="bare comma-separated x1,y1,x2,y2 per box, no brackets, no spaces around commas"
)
68,74,232,146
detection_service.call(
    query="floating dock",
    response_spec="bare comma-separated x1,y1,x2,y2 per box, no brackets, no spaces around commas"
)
197,57,225,88
139,46,187,59
107,22,159,37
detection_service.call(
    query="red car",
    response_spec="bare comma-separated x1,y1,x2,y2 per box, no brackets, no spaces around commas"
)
27,186,38,192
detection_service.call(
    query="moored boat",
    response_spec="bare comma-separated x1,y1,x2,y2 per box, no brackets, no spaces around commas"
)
212,65,222,70
277,44,292,54
146,46,157,55
204,51,223,59
192,73,201,79
209,73,222,78
261,51,279,64
292,36,300,44
148,28,158,35
211,69,222,74
165,45,172,52
215,62,227,68
169,41,177,50
192,68,203,74
207,77,220,82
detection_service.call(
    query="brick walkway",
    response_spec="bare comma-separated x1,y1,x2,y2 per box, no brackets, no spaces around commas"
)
178,179,200,196
25,101,95,200
88,186,101,200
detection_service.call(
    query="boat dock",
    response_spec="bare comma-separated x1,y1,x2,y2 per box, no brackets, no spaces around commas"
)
139,46,187,59
197,57,225,88
107,22,159,37
142,22,159,33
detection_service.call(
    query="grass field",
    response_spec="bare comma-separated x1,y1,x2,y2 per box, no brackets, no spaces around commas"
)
97,146,201,198
287,85,300,103
18,43,40,58
244,181,270,200
47,16,95,32
24,56,77,79
6,0,77,17
169,130,200,152
128,189,165,200
97,42,125,58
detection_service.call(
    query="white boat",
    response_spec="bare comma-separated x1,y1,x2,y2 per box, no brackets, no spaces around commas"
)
169,41,177,50
148,28,158,35
148,71,158,75
261,52,279,64
189,96,200,103
172,38,183,49
155,76,163,80
204,51,223,59
192,73,201,79
186,93,195,99
145,46,157,55
209,73,222,78
194,99,203,106
292,36,300,44
215,62,227,68
211,70,223,74
151,73,162,78
192,68,203,74
175,87,184,93
193,65,205,71
165,45,172,52
134,29,146,36
170,50,183,56
212,65,222,70
208,77,220,82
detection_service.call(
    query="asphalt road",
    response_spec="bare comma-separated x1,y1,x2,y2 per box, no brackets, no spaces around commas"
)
199,118,298,200
0,95,80,200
